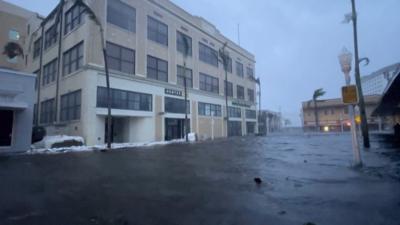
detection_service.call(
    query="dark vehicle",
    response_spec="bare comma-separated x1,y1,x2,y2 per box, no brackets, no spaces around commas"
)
31,126,46,144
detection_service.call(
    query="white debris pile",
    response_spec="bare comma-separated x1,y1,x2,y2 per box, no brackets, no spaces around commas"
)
188,133,197,142
33,135,85,149
30,137,186,155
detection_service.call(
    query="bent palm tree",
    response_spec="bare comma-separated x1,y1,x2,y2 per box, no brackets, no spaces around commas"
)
312,88,325,132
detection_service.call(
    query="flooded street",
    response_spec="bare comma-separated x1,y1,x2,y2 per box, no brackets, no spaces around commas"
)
1,133,400,225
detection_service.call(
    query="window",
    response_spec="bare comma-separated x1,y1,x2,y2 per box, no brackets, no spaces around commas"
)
228,121,242,136
198,102,222,117
44,24,58,49
237,85,244,100
40,98,55,124
64,4,85,34
33,104,37,125
236,61,244,77
165,97,190,114
227,57,232,73
63,41,84,76
106,42,135,74
8,30,20,40
199,73,219,94
229,107,241,118
60,90,81,121
199,42,218,67
42,58,58,85
107,0,136,32
331,109,335,115
147,55,168,82
248,89,255,102
97,87,152,111
247,67,254,77
246,109,257,119
147,16,168,46
33,38,41,59
344,107,348,114
177,31,192,56
33,70,40,90
225,81,233,97
177,65,193,88
324,109,328,115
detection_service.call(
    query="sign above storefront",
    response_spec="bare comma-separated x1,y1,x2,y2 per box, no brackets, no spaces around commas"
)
165,88,182,97
232,100,252,108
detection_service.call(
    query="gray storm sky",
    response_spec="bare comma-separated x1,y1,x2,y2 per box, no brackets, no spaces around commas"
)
6,0,400,126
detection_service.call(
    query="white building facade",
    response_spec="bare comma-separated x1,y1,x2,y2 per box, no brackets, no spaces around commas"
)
361,63,400,96
26,0,258,146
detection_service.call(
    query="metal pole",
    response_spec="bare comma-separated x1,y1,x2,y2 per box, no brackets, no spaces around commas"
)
351,0,370,148
346,75,362,166
211,112,215,140
184,62,188,142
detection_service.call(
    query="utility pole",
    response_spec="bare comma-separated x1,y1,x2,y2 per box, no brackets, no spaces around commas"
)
350,0,370,148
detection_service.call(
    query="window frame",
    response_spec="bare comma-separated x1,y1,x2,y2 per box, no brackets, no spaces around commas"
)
44,24,58,50
176,31,192,56
97,87,153,112
107,0,136,32
237,85,245,100
199,73,219,94
60,90,82,122
64,4,85,35
236,61,244,77
62,41,84,76
147,55,168,82
177,65,193,88
198,102,222,117
106,42,135,74
40,98,55,124
147,16,168,46
199,42,218,67
42,58,58,86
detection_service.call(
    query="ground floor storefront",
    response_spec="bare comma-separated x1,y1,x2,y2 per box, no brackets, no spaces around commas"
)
38,72,258,146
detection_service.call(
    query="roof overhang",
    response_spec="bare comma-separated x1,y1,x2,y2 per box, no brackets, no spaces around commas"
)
373,71,400,116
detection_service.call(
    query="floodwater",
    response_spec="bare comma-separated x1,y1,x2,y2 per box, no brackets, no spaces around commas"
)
0,133,399,225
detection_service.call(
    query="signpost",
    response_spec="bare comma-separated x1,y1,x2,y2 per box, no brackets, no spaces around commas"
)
339,48,362,167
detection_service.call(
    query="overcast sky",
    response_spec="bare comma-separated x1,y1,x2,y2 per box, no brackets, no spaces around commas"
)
6,0,400,126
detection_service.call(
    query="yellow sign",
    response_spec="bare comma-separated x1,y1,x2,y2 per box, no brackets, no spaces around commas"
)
355,115,361,124
342,85,358,104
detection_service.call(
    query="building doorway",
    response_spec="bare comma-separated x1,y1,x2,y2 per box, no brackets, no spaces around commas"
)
228,121,242,137
246,122,256,135
165,118,189,141
104,117,129,143
0,110,14,147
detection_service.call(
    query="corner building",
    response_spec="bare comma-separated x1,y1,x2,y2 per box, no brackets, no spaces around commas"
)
26,0,258,145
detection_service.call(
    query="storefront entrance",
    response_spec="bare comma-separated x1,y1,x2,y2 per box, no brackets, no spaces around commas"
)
165,118,189,141
228,121,242,137
246,122,256,135
0,110,14,147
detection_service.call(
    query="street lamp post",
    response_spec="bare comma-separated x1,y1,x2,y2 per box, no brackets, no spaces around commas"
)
344,0,370,148
339,47,362,167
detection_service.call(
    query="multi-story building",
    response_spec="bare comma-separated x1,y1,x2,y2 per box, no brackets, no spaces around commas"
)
361,63,400,95
258,110,282,135
25,0,258,145
0,0,41,71
301,95,392,132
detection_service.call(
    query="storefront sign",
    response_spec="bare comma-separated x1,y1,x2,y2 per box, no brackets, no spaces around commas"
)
232,99,252,108
165,88,182,97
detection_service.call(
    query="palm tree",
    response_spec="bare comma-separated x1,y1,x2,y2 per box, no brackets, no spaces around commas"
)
218,43,230,136
312,88,326,132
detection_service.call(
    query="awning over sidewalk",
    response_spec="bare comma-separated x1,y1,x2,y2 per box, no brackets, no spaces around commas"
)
373,71,400,116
